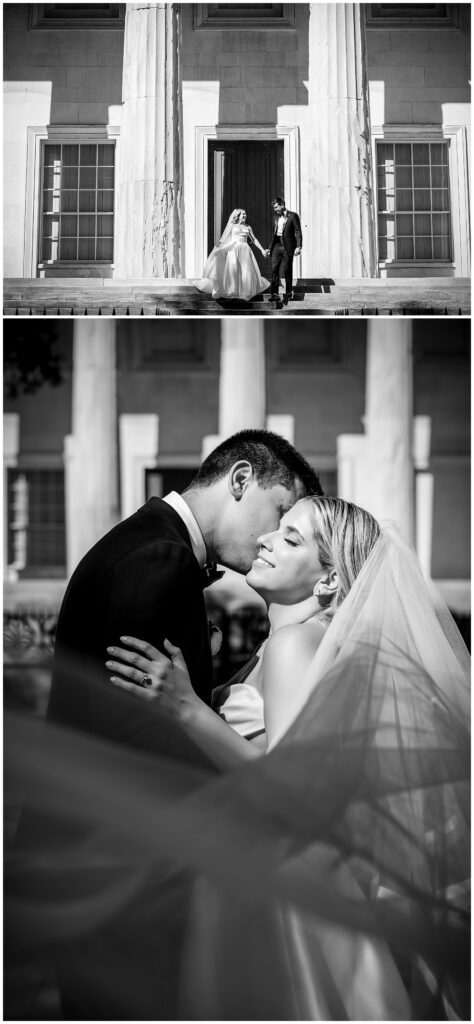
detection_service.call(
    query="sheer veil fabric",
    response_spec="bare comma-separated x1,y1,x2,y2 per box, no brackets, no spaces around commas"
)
5,528,470,1019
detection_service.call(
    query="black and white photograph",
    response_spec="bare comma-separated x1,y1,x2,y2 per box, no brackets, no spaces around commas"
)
2,1,471,313
2,3,471,1024
4,316,470,1019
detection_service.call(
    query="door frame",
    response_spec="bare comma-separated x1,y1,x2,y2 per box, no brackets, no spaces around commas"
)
195,124,300,273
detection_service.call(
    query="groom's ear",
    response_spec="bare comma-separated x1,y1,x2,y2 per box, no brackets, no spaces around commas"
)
228,460,254,500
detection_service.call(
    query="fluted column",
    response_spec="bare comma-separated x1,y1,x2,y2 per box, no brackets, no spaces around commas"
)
202,322,266,459
308,3,376,277
365,321,414,543
114,3,184,278
64,322,119,574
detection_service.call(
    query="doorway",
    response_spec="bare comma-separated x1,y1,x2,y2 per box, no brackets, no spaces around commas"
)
208,140,284,278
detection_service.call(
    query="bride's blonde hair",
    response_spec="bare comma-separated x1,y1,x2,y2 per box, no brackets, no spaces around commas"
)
230,208,245,223
305,496,380,618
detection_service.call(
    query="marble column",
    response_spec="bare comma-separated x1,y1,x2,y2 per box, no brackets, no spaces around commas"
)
308,3,376,278
65,322,119,574
365,320,414,543
114,3,184,278
202,322,266,459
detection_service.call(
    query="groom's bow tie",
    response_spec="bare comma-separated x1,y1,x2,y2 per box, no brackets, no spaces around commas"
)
201,562,225,589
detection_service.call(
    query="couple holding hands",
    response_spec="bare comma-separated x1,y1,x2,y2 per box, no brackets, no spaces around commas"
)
196,196,302,304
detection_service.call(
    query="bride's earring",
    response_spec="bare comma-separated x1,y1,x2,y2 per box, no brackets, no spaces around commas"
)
313,583,322,598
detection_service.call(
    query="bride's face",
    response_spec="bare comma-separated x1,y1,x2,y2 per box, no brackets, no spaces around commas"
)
239,210,247,223
246,501,324,605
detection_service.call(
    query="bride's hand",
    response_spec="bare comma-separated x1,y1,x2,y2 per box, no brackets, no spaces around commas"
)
106,636,200,718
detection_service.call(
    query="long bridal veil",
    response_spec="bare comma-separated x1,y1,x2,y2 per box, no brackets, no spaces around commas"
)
5,528,469,1019
218,209,240,249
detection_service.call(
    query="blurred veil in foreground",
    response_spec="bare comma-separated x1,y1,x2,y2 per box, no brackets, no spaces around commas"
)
5,527,470,1020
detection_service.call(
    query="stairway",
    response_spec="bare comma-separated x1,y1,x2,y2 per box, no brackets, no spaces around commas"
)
3,277,470,316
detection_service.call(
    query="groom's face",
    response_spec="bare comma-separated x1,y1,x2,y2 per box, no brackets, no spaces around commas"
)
220,477,306,574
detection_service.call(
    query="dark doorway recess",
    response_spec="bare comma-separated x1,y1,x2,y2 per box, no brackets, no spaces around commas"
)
208,140,284,278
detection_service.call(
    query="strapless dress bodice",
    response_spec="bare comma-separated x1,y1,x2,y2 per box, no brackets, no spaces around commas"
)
232,225,250,241
211,643,266,744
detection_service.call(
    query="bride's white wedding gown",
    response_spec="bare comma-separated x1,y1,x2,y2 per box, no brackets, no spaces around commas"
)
195,224,270,301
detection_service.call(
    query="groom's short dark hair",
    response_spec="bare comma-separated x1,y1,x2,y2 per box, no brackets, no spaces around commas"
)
190,429,323,495
272,196,285,206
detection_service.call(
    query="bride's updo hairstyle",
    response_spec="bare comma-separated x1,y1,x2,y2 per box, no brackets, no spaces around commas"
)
228,208,245,224
306,496,381,619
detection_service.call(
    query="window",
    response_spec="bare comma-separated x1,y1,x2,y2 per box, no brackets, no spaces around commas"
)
376,141,451,263
30,4,125,29
7,469,66,579
367,4,456,26
41,142,115,263
194,4,296,29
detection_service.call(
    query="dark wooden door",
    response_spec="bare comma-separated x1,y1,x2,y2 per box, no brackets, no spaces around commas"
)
208,140,284,278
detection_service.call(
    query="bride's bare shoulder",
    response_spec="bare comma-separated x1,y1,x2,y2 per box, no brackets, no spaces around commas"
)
263,621,325,670
261,623,326,734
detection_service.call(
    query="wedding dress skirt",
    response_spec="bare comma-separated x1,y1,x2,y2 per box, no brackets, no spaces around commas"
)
195,226,270,300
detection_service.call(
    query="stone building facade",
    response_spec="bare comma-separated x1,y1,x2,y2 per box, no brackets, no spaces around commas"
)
4,318,470,599
4,2,471,282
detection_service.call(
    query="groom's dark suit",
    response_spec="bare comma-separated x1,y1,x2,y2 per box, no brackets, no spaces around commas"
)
46,497,216,1020
48,497,213,757
269,210,302,298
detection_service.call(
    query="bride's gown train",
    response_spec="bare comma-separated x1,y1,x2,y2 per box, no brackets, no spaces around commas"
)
5,529,469,1019
195,224,270,300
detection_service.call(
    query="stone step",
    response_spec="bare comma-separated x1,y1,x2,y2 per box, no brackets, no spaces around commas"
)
3,277,470,316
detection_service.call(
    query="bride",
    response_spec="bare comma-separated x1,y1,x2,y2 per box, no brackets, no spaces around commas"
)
106,496,469,1020
195,208,270,301
6,498,469,1020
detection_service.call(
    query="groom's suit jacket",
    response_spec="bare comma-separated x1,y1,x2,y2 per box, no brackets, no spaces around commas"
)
269,210,302,257
43,499,217,1020
48,497,214,763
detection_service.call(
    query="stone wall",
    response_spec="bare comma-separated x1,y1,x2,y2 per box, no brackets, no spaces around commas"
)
366,9,470,126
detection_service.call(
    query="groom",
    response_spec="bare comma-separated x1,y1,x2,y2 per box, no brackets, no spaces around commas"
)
265,196,302,305
49,428,321,763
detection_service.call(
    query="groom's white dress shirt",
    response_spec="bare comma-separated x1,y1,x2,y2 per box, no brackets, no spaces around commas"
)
276,213,287,237
163,491,207,567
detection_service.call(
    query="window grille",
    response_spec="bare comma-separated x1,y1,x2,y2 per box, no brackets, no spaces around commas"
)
7,469,66,578
41,142,115,263
376,141,451,262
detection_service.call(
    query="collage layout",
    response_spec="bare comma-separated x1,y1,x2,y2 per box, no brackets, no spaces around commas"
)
3,3,471,1023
